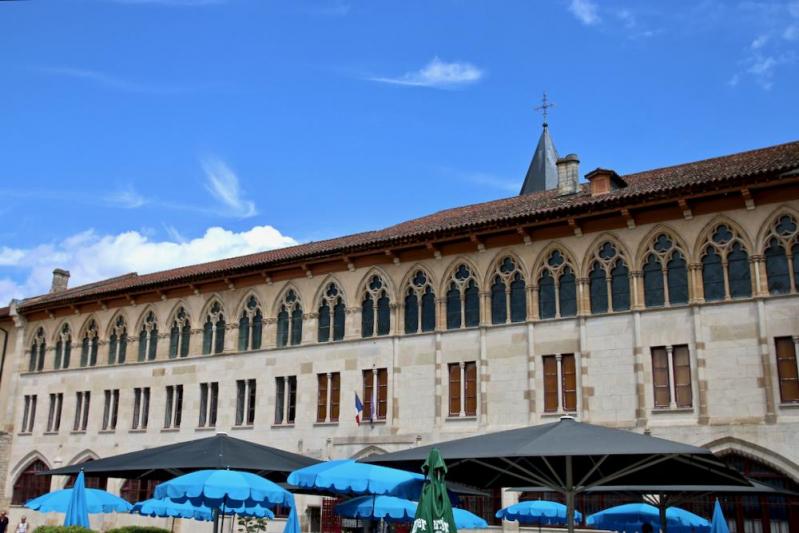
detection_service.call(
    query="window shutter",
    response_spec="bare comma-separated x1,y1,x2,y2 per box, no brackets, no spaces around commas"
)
465,362,477,416
673,345,693,408
652,347,671,408
776,337,799,403
448,363,461,416
543,356,558,412
561,354,577,412
317,374,328,423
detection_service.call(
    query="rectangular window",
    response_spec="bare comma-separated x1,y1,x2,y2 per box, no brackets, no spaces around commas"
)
274,376,297,425
362,368,388,421
235,379,256,426
47,393,63,433
102,389,119,431
542,354,577,413
316,373,341,423
164,385,183,429
198,382,219,428
132,387,150,430
775,337,799,403
448,362,477,417
73,391,90,432
651,345,693,409
21,394,37,433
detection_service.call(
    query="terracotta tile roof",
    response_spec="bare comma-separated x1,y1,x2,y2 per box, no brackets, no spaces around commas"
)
18,140,799,312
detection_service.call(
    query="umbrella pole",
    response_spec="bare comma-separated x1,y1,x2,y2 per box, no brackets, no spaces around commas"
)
659,500,667,533
565,456,575,533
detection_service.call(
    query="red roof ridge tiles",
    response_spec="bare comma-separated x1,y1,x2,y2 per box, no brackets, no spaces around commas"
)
16,139,799,312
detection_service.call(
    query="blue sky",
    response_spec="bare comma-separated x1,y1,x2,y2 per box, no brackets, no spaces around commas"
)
1,0,797,304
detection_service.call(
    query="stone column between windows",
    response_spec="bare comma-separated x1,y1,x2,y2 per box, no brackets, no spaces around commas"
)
690,305,710,424
224,320,236,354
391,336,400,423
479,291,490,327
577,278,590,316
435,298,446,331
479,327,488,427
434,332,443,425
688,263,704,304
755,298,777,423
263,318,278,350
721,258,731,300
555,353,563,412
528,285,539,320
666,346,677,409
631,270,644,311
751,255,768,297
325,372,333,423
578,316,589,417
344,306,361,340
661,266,671,306
371,367,378,421
526,322,536,423
632,311,647,427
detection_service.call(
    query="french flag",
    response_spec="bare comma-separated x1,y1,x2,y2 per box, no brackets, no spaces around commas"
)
354,392,364,426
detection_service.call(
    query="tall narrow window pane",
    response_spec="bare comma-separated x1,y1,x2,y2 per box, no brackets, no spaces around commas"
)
55,340,63,370
235,381,245,426
559,268,577,317
464,280,480,327
81,337,90,367
276,309,289,347
702,247,725,301
202,319,213,354
510,274,526,323
775,337,799,403
333,300,345,341
643,254,664,307
652,347,670,408
169,326,179,359
214,317,225,354
330,373,340,422
361,295,374,338
376,294,390,336
673,345,692,408
446,284,461,330
251,311,262,350
108,334,118,365
538,271,555,319
290,308,303,345
209,382,218,427
561,354,576,412
404,291,419,334
317,374,328,423
247,380,256,425
287,376,297,423
611,260,630,311
238,315,250,351
491,276,507,325
275,377,285,424
318,301,331,342
448,364,461,416
138,331,147,362
793,243,799,289
180,324,191,357
667,251,689,304
543,356,558,412
728,242,752,298
765,239,790,295
199,383,208,427
421,288,436,332
148,327,157,360
464,362,477,416
589,263,608,314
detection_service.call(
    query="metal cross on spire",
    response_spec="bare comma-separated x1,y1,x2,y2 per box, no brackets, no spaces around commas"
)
534,91,555,127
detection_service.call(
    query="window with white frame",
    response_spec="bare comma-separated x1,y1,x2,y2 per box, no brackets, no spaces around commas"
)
169,307,191,359
21,394,37,433
137,311,158,362
274,376,297,425
47,393,63,433
235,379,257,426
238,296,263,352
108,316,128,365
164,385,183,429
54,324,72,370
202,302,226,355
132,387,150,430
102,389,119,431
29,327,46,372
542,354,576,413
316,372,340,423
651,345,693,409
198,382,219,428
73,391,91,432
448,362,477,417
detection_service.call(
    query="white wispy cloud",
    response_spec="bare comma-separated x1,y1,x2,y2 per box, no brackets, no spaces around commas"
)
105,187,147,209
568,0,601,26
370,57,484,89
0,225,298,305
201,157,258,218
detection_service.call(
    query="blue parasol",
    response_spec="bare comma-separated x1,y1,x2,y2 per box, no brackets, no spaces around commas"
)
710,499,730,533
587,503,710,533
25,474,132,519
288,460,425,499
335,495,487,528
496,500,582,526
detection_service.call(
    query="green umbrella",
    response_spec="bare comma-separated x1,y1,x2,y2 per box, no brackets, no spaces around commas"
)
412,449,458,533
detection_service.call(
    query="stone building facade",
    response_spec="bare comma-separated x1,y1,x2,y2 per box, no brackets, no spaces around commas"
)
2,138,799,531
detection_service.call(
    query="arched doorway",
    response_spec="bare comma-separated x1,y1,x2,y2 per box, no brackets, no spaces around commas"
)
12,459,51,505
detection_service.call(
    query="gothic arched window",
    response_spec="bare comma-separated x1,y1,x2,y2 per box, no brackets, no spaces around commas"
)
29,327,46,372
80,320,99,367
318,283,346,342
202,301,226,355
362,275,390,337
108,315,128,365
490,257,526,324
642,233,689,307
12,460,51,505
763,214,798,295
137,311,158,362
701,224,752,301
276,289,303,347
404,271,436,334
238,296,263,351
169,307,191,358
589,242,630,313
446,264,480,329
54,324,71,370
537,250,577,319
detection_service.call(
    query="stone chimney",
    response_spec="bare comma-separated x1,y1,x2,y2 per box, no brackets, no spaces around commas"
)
50,269,70,293
556,154,580,195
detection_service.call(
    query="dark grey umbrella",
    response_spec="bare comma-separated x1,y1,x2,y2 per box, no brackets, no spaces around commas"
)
44,433,319,481
362,417,750,533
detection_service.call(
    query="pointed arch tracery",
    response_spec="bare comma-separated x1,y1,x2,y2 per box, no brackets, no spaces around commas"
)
201,299,226,355
107,313,128,365
276,287,303,347
761,211,799,295
79,318,99,367
318,281,346,342
137,310,158,362
238,294,264,351
641,231,690,307
361,273,391,337
167,304,191,359
403,268,436,334
444,261,480,329
489,254,527,324
28,326,47,372
11,457,51,505
535,247,577,319
54,322,72,370
698,220,753,301
587,237,631,314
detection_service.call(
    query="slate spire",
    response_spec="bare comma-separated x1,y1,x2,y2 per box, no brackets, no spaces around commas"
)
520,123,559,195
